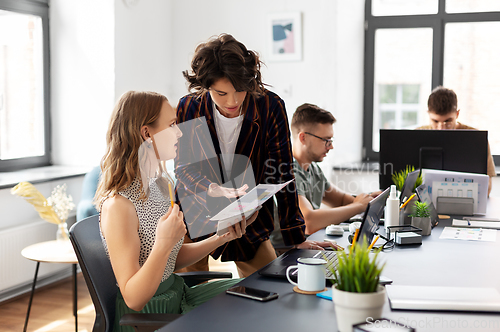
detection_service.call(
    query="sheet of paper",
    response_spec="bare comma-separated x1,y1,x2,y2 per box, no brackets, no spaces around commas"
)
210,179,294,221
439,226,497,242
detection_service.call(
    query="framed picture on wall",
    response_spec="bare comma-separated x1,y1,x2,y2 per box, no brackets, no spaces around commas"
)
267,12,302,62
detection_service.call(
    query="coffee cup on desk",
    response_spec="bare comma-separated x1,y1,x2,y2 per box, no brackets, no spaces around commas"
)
286,257,327,292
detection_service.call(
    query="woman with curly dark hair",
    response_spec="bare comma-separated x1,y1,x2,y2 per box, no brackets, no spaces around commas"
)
175,34,331,278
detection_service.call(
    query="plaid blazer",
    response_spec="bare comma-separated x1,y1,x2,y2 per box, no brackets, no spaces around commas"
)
175,89,306,262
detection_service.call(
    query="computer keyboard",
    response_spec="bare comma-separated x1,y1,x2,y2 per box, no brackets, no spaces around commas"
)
313,250,339,279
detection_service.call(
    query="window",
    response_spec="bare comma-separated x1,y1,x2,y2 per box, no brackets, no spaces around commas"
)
363,0,500,164
0,0,50,172
374,84,421,150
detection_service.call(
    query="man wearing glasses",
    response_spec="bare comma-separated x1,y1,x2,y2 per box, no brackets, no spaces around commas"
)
417,86,495,195
289,103,378,235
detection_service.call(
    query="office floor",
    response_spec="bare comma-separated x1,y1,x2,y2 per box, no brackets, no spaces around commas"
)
0,257,238,332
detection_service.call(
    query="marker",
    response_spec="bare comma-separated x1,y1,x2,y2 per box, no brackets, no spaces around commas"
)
368,235,380,250
168,183,175,207
351,228,360,254
400,193,416,210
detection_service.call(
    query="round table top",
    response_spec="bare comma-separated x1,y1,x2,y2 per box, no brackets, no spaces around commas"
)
21,240,78,264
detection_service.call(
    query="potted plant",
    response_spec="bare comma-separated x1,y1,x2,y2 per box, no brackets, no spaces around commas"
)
410,201,432,236
11,182,75,241
391,165,422,192
326,237,386,332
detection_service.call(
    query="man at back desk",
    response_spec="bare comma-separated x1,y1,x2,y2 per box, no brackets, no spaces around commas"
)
417,86,496,196
290,103,380,235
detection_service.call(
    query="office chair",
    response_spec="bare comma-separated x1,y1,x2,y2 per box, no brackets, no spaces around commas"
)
76,166,101,221
69,215,232,332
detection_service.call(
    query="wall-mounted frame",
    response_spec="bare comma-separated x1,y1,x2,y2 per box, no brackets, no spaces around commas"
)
267,12,302,62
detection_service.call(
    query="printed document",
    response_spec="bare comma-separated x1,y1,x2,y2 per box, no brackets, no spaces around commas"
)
212,179,294,235
440,226,496,242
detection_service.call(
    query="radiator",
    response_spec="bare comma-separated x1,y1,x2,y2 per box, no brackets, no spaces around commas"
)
0,220,73,301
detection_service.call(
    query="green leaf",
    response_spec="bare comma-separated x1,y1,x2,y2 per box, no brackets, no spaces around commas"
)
325,238,385,293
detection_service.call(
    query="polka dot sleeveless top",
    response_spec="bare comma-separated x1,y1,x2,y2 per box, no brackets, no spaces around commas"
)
101,177,183,282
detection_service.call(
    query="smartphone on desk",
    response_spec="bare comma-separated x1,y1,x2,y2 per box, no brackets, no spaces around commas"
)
226,286,279,302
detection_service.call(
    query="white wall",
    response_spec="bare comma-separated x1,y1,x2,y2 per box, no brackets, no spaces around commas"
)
169,0,366,179
48,0,365,172
50,0,115,168
114,0,174,99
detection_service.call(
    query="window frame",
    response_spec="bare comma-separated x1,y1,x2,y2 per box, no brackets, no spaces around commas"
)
363,0,500,163
0,0,51,172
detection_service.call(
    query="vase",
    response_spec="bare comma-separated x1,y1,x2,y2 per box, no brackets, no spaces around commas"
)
411,217,432,235
332,285,386,332
56,222,69,241
399,199,415,226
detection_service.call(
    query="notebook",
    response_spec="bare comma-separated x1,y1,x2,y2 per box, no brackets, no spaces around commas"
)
386,285,500,312
259,187,390,281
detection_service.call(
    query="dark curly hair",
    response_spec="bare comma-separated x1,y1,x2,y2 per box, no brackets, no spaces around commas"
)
428,86,458,115
182,34,265,97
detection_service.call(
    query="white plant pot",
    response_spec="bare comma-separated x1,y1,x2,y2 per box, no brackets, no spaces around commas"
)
332,285,386,332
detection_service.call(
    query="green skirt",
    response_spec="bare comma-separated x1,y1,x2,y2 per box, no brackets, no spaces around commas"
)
114,274,241,332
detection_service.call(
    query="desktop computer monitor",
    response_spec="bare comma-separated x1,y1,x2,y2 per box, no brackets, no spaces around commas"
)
378,129,488,190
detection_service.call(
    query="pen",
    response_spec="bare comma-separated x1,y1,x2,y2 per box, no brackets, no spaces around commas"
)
168,183,175,207
368,235,380,250
351,228,359,254
400,193,416,210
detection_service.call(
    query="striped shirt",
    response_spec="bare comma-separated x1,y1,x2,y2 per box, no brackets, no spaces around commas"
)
175,89,306,262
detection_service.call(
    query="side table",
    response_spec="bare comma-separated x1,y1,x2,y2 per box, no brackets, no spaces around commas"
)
21,240,79,332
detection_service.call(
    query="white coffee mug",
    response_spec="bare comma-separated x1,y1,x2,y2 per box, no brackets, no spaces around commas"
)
286,257,327,292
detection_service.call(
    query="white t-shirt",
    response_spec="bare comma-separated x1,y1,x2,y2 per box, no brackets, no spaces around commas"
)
213,102,243,179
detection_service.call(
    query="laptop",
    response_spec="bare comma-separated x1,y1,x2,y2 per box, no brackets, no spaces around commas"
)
399,169,420,204
259,187,391,282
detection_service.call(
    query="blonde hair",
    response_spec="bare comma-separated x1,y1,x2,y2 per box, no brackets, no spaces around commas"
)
94,91,168,208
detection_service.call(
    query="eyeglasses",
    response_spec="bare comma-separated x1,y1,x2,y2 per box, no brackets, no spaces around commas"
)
304,132,334,148
432,120,455,129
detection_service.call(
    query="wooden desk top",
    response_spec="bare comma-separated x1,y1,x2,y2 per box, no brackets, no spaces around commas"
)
21,240,78,264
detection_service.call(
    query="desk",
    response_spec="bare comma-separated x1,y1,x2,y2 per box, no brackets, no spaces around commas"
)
159,198,500,332
21,240,79,332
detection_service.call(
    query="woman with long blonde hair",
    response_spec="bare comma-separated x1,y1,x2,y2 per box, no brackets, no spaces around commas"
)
95,91,256,331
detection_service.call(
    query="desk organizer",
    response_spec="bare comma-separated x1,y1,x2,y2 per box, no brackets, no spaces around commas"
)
436,196,474,216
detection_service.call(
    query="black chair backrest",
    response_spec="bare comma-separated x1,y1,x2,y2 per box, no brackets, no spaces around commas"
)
70,215,117,332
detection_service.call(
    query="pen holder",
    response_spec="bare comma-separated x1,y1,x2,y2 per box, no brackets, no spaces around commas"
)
399,199,415,226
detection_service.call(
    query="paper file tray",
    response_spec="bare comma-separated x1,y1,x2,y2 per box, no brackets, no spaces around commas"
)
436,197,474,216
